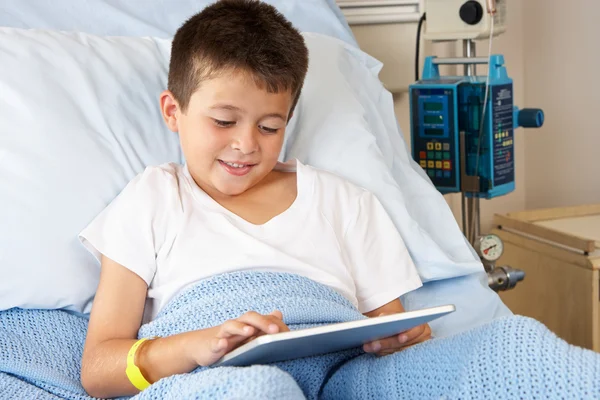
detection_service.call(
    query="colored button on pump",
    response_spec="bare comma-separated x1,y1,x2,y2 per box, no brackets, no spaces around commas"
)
428,160,435,168
435,152,442,160
420,160,427,168
435,161,443,169
420,151,427,159
427,143,434,150
443,152,451,160
443,143,450,151
444,171,451,178
436,170,442,178
443,161,451,170
435,143,442,150
428,170,435,178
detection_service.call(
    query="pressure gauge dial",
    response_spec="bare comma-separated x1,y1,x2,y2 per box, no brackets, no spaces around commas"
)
477,234,504,262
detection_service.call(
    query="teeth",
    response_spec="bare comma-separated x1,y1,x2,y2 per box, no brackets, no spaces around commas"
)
224,161,246,168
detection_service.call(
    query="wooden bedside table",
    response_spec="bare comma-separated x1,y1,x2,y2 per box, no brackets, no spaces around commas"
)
492,204,600,351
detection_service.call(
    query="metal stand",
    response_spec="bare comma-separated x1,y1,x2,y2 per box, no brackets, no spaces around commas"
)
461,39,481,245
488,266,525,291
459,39,525,291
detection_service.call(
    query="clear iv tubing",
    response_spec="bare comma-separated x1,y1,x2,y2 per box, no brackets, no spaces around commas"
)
470,13,495,241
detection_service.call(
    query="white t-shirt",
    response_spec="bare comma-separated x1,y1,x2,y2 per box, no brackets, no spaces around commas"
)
80,160,422,322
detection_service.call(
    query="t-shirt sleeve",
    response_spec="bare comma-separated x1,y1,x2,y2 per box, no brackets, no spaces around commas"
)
343,191,423,313
78,167,173,286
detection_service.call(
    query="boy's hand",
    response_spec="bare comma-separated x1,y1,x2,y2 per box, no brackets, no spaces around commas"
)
195,310,289,367
363,313,431,356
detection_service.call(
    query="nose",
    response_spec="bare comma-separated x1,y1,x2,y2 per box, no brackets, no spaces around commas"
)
231,126,259,155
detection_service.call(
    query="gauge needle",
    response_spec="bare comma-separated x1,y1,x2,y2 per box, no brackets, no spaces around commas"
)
483,245,497,255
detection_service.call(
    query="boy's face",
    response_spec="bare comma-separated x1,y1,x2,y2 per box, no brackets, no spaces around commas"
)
161,71,293,197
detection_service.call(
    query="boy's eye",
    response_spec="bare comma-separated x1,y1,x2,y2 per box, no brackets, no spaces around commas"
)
259,125,279,134
213,119,235,127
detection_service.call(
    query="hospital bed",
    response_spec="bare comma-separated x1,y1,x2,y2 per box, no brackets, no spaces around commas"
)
0,0,513,397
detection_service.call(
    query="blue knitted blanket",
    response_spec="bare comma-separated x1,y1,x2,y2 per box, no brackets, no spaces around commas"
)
1,271,600,399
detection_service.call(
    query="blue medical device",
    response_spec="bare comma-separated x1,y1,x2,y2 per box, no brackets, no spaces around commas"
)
410,55,544,199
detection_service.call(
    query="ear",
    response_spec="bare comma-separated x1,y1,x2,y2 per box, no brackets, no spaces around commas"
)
160,90,180,132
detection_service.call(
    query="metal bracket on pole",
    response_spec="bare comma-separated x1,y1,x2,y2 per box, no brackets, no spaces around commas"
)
460,39,482,246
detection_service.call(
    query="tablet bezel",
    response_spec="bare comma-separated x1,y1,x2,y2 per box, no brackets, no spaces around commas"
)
214,304,455,367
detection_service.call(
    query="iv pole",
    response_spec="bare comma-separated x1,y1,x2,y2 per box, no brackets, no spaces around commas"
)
462,39,480,245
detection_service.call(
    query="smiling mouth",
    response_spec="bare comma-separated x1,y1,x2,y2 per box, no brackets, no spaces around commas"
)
220,160,256,168
218,159,257,176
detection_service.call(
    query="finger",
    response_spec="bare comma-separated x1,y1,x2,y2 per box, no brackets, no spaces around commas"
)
397,324,427,344
364,325,431,354
197,338,230,367
363,335,401,353
240,335,258,346
210,337,229,354
267,310,290,332
219,320,255,338
237,311,284,334
214,331,261,353
371,346,398,357
370,327,432,355
376,335,429,356
363,341,378,353
268,315,290,332
399,326,432,348
219,334,256,349
260,311,290,332
243,316,290,339
240,311,290,333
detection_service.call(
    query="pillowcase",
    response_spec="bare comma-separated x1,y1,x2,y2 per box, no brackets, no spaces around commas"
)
0,28,182,312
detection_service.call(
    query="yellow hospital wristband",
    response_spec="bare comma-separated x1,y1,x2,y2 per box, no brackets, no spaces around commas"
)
126,337,157,391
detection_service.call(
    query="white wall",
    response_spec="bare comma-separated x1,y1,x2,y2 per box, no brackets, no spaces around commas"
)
350,23,421,94
522,0,600,209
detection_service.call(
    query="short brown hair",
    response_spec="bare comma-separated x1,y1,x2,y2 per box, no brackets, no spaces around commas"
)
168,0,309,115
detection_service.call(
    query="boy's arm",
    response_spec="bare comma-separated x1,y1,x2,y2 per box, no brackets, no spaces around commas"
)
81,255,201,398
81,256,288,399
362,298,431,356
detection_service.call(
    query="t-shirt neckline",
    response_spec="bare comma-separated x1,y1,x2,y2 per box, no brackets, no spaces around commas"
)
182,159,312,231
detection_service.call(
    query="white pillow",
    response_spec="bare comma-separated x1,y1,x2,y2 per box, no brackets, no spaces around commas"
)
284,33,483,282
0,28,182,312
0,0,357,46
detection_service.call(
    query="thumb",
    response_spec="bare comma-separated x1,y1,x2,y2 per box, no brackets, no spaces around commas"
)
198,338,228,367
210,337,228,353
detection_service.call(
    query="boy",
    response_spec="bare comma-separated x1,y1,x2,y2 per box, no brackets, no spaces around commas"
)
79,0,429,398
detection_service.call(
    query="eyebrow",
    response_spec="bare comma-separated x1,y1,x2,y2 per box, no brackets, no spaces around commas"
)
209,104,286,121
209,104,241,112
263,113,287,121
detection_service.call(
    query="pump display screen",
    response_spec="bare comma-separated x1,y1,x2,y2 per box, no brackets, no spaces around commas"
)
424,115,443,124
424,128,444,136
424,102,443,111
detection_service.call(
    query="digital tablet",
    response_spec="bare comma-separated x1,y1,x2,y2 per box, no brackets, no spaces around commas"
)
214,304,455,367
